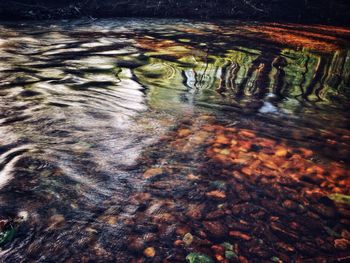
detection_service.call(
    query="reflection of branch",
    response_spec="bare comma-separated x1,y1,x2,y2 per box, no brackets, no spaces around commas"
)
6,0,90,16
296,55,309,99
197,47,210,89
241,0,266,13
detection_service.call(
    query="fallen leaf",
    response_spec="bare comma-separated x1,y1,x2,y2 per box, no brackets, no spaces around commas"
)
143,247,156,257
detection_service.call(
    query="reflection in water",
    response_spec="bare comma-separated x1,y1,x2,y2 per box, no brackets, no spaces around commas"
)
0,19,349,262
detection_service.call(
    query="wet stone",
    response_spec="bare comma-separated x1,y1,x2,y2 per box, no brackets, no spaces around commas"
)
311,204,337,218
206,190,226,200
183,232,194,246
47,214,65,230
230,232,252,243
128,237,145,252
249,245,271,258
282,200,298,211
334,238,350,250
270,222,298,241
186,204,204,220
203,221,227,238
143,167,164,179
206,209,226,220
275,241,295,253
341,229,350,239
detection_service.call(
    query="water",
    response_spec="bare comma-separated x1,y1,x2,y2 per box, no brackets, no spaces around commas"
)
0,19,349,262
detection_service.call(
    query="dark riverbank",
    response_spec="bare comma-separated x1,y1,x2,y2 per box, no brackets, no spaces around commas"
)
0,0,349,25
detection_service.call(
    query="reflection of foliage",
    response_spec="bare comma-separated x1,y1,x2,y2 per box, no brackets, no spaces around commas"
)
133,39,350,111
329,194,350,205
130,22,350,112
281,49,319,100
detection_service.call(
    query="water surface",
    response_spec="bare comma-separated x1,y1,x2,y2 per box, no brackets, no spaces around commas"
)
0,19,350,262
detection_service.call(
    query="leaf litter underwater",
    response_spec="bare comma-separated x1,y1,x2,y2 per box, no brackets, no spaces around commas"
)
0,18,350,262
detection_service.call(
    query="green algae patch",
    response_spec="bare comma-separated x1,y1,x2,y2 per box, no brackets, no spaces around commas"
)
186,253,214,263
328,194,350,205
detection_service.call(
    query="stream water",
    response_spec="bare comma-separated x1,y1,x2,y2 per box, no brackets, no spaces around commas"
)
0,19,349,262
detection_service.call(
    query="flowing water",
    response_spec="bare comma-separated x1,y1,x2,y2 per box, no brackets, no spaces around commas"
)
0,19,350,262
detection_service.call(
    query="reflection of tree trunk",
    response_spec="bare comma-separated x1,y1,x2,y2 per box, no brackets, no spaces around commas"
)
247,62,264,95
227,62,240,95
303,56,327,101
296,55,310,99
238,54,273,99
217,61,240,96
271,56,287,99
217,62,229,94
329,50,347,94
195,48,210,89
315,57,331,101
236,66,252,99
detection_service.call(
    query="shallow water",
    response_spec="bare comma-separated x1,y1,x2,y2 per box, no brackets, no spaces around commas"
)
0,19,349,262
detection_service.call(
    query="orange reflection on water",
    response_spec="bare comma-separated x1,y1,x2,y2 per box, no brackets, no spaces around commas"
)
241,25,344,52
135,37,198,58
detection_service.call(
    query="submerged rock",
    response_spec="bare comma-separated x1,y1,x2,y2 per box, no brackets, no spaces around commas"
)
186,252,213,263
47,214,64,230
183,232,194,246
229,231,251,241
334,238,350,250
206,191,226,200
128,237,145,252
203,221,227,238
